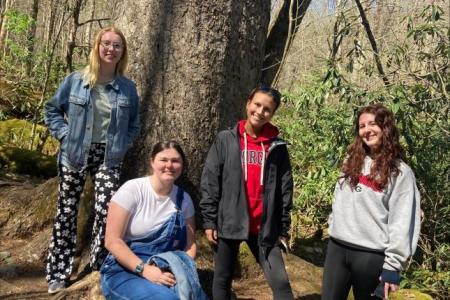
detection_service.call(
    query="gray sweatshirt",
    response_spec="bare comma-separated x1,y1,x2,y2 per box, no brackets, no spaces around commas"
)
328,156,421,271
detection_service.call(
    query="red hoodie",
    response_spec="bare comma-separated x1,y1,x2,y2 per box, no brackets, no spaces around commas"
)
238,120,279,234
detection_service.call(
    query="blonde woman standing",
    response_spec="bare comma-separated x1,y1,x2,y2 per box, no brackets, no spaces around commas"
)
44,27,139,294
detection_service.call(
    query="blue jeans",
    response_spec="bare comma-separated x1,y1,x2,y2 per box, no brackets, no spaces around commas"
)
101,190,187,300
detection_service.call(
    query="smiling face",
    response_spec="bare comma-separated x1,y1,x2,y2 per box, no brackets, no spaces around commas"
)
245,92,277,132
358,112,383,152
98,31,123,67
150,148,183,184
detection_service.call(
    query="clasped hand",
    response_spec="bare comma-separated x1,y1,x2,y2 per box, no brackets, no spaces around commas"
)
143,265,176,287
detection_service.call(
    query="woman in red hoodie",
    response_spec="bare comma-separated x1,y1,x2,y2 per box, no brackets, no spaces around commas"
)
200,84,294,300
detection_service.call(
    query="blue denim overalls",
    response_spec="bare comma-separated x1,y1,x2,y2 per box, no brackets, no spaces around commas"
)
101,188,186,300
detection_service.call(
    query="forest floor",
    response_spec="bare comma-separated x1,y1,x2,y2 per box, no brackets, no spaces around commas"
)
0,176,325,299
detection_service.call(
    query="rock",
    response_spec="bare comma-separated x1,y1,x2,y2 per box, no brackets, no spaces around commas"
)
51,271,104,300
0,251,11,261
285,253,322,298
0,210,10,227
0,251,17,278
0,119,58,155
231,246,323,299
302,246,316,254
0,145,57,178
0,263,18,278
0,278,21,295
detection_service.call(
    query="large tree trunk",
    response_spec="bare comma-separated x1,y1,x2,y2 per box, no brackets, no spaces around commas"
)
113,0,270,195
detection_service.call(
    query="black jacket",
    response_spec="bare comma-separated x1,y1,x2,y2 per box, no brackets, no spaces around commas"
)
200,124,293,248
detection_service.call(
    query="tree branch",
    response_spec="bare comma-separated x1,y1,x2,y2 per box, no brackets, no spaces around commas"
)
78,17,110,27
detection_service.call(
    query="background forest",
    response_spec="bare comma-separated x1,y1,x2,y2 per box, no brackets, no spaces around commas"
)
0,0,448,299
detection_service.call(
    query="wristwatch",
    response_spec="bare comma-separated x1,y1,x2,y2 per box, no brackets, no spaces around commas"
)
134,261,145,276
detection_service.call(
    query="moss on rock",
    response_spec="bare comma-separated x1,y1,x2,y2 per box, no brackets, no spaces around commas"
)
346,288,434,300
389,289,434,300
0,119,58,155
0,145,56,178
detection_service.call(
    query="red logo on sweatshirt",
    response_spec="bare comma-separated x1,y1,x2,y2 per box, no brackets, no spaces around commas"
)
358,175,383,192
241,150,265,165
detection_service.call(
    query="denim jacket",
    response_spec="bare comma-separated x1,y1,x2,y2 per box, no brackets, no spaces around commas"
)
149,251,208,300
44,72,140,170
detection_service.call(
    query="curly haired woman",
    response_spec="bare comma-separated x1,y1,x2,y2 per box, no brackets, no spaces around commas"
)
322,104,421,300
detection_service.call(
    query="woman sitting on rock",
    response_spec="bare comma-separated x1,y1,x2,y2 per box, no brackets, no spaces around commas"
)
100,141,207,300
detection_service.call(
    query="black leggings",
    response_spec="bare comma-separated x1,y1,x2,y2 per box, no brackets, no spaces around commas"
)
322,238,385,300
212,235,293,300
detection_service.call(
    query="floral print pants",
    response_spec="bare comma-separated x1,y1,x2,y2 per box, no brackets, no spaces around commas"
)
46,144,121,284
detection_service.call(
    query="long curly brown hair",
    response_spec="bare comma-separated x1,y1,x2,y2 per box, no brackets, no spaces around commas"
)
342,104,406,189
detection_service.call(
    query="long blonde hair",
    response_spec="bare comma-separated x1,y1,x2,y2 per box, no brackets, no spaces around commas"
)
82,27,129,86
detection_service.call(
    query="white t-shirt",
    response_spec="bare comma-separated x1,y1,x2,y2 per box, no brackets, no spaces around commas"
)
111,176,195,241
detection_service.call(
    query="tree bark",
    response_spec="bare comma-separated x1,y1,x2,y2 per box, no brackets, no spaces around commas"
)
261,0,312,86
113,0,270,195
86,0,95,49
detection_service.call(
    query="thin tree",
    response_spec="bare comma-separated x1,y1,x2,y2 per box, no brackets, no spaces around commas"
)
29,9,73,151
43,0,56,53
65,0,83,73
0,0,13,60
0,0,7,31
25,0,39,76
354,0,390,86
329,0,346,66
29,0,109,150
262,0,312,86
65,0,109,72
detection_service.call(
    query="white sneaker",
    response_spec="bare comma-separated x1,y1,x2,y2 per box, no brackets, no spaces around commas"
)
48,281,66,294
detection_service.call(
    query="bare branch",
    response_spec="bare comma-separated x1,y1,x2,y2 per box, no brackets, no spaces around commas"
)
78,17,110,27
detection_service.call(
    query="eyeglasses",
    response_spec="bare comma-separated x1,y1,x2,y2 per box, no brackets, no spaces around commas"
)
100,41,123,51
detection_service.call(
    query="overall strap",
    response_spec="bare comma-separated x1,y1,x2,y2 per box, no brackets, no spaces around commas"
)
176,186,184,210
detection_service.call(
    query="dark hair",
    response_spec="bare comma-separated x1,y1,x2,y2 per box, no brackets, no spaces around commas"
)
247,83,281,112
150,140,187,172
341,104,405,189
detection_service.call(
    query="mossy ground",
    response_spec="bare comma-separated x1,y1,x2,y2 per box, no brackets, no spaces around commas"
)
0,119,58,155
0,145,57,178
